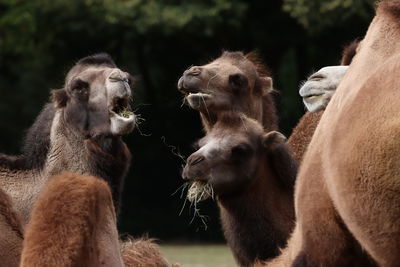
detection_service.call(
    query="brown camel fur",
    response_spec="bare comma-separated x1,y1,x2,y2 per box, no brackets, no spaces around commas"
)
0,53,135,224
0,187,23,267
178,51,278,132
182,112,297,266
341,39,361,66
20,172,169,267
266,1,400,266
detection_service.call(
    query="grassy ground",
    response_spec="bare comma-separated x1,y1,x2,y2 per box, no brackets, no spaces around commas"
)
160,244,236,267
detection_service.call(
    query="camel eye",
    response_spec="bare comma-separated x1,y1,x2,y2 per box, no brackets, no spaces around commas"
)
71,79,89,92
229,73,248,90
127,74,136,87
192,141,201,151
231,143,252,159
70,79,89,100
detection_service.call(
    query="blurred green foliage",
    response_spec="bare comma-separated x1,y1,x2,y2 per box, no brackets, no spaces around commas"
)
283,0,375,32
0,0,374,241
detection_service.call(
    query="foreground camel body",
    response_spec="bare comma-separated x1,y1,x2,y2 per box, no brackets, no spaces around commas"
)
178,51,278,132
0,53,135,224
21,172,169,267
267,1,400,266
182,112,297,266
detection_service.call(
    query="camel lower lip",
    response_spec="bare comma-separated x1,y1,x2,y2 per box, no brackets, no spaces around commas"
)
186,92,212,98
110,110,135,120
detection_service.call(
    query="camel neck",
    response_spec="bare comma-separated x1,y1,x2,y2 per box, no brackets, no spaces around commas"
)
46,110,130,214
218,151,295,266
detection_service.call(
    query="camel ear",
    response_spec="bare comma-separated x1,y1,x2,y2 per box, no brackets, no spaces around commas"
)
262,131,286,150
51,89,68,108
255,77,273,95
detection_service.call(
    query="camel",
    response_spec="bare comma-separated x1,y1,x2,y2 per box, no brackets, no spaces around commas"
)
266,1,400,265
177,49,357,265
20,172,169,267
287,40,359,163
182,112,297,266
177,51,278,133
0,54,169,266
0,53,135,224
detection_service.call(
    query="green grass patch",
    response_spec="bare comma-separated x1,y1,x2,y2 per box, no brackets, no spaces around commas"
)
160,244,236,267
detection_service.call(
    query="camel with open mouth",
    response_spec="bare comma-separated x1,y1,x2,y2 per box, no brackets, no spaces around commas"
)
0,54,169,266
0,53,135,224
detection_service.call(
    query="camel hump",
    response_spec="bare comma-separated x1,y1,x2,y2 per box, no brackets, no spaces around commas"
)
20,172,119,267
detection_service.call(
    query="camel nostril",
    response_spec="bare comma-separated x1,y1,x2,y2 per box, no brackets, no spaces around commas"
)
184,67,202,77
188,154,205,166
308,73,325,81
109,70,128,82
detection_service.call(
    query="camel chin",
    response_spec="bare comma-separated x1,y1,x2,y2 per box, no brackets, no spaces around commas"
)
300,65,348,112
186,92,212,110
110,112,135,135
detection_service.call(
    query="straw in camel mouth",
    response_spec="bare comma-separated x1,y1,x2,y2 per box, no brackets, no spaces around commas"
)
187,181,214,203
111,97,134,118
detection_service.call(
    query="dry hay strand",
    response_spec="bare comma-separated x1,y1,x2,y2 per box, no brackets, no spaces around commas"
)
187,181,214,203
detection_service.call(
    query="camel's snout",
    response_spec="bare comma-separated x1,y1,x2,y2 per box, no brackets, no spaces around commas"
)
107,69,132,99
182,153,207,181
177,66,204,94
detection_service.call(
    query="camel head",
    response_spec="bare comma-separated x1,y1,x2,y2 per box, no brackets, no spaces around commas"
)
182,112,286,197
299,66,348,112
299,39,361,113
51,53,136,138
177,51,273,127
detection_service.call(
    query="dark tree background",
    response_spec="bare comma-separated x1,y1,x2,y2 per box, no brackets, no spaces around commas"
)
0,0,375,243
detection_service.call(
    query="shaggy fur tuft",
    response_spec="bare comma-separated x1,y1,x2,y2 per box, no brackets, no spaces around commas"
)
76,53,116,68
287,111,324,163
120,237,169,267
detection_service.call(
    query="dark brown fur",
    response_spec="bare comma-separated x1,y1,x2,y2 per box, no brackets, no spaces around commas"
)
287,111,323,163
341,40,360,66
183,112,297,266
